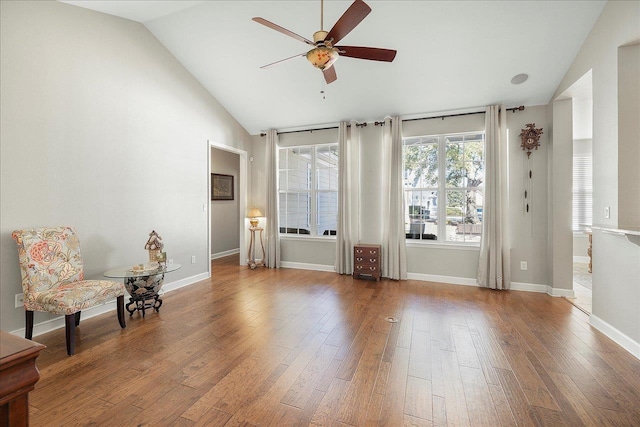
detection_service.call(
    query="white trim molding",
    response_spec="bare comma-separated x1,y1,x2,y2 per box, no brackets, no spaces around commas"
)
280,264,573,298
546,286,576,298
407,273,478,287
280,261,336,272
590,314,640,360
10,272,210,338
211,248,240,260
573,256,590,263
510,282,576,298
510,281,549,293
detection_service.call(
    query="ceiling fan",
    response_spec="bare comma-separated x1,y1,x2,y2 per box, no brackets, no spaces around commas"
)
252,0,396,84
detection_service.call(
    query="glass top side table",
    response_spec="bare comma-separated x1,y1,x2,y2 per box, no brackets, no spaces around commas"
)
103,263,181,317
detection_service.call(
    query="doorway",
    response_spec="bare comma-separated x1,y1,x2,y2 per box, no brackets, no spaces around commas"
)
207,140,248,278
565,71,594,313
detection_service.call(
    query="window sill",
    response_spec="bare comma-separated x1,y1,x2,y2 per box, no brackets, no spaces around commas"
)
279,235,336,242
406,241,480,251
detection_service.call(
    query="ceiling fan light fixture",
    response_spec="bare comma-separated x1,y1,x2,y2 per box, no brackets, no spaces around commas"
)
313,31,329,44
306,47,339,70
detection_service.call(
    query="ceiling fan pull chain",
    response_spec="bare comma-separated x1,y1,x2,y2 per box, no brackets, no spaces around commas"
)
321,0,324,31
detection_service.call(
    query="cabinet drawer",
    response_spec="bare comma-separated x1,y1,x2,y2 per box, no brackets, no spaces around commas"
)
354,256,379,265
354,264,379,273
354,247,379,257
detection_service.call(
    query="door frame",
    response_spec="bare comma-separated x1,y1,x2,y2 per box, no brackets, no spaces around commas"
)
207,139,248,277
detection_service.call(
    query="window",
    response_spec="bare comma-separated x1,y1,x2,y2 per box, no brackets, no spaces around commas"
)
278,144,338,236
572,155,592,232
403,132,485,243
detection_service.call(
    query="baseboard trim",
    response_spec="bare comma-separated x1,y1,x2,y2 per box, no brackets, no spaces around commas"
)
510,281,549,293
406,273,478,287
590,314,640,360
9,272,210,339
547,286,576,298
211,249,240,260
573,256,590,263
280,265,560,295
162,272,210,294
280,261,336,272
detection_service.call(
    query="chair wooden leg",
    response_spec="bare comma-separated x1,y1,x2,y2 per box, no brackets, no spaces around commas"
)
25,311,34,340
117,295,126,329
65,314,76,356
75,311,81,326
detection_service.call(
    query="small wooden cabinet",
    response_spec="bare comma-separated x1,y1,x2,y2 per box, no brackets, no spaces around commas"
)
0,331,45,426
353,244,381,281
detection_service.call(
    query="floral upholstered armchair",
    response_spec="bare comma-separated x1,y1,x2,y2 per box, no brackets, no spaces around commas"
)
12,226,126,355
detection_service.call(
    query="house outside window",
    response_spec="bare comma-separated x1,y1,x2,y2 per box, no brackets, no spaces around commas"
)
403,131,485,243
278,144,338,237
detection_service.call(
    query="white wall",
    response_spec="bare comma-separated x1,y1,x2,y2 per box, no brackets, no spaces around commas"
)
0,1,252,332
617,43,640,230
549,99,574,292
552,0,640,355
210,148,240,257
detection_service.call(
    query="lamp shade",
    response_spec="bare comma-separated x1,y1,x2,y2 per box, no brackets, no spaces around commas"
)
247,207,263,218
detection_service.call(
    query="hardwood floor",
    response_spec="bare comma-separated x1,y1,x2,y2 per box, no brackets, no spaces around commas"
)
27,255,640,426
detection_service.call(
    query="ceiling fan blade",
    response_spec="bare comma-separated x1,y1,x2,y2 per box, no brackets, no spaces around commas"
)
326,0,371,45
323,66,337,84
252,17,315,46
335,46,397,62
260,52,307,69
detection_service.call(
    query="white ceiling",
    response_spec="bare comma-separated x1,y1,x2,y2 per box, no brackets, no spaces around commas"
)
61,1,606,135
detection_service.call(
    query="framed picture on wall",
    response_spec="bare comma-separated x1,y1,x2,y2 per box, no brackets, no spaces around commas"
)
211,173,234,200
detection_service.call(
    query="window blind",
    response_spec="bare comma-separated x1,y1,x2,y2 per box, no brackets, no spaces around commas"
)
572,155,592,232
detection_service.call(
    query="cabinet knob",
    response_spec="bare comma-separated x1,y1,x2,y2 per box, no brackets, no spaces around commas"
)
370,258,376,263
369,266,376,271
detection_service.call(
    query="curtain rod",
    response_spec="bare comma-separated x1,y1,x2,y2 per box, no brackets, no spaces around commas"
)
375,105,525,126
260,106,525,135
260,122,367,137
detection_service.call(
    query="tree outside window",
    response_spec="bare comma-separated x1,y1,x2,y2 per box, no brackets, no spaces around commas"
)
404,132,485,243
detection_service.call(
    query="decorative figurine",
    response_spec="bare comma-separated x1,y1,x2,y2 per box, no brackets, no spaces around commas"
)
144,230,164,263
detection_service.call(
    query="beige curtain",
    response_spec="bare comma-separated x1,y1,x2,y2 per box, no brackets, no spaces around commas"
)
477,106,511,289
335,121,361,274
265,129,280,268
382,116,407,280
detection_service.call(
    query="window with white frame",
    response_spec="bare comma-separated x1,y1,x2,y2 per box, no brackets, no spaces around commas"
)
572,154,592,232
403,132,485,243
278,144,338,236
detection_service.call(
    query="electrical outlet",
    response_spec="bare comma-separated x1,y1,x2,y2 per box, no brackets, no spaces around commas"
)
191,255,196,264
604,206,610,219
15,293,24,308
520,261,528,271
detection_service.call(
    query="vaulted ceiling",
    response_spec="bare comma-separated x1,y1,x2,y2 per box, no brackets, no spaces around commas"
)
62,1,606,135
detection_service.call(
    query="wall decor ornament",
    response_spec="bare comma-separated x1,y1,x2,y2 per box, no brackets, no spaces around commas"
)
519,123,543,221
519,123,543,158
211,173,234,200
